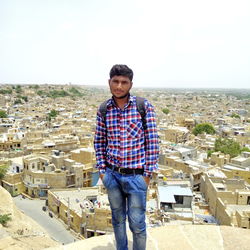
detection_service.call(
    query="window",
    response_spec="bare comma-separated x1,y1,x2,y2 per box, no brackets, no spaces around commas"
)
87,231,95,238
87,196,97,203
174,195,184,204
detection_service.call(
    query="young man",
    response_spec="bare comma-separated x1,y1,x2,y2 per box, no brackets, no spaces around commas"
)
94,64,159,250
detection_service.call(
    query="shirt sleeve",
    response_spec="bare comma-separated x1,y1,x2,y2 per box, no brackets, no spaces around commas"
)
143,100,159,178
94,110,107,174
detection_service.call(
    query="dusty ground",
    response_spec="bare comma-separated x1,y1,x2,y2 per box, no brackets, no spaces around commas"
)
0,186,59,250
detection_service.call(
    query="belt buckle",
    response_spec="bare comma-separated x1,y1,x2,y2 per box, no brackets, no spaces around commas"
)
118,168,122,174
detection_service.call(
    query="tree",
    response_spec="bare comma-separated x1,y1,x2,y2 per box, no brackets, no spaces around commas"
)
0,110,7,118
192,123,215,136
29,84,39,89
0,214,11,226
48,90,69,98
37,90,46,96
207,150,215,158
49,109,58,117
162,108,170,115
241,147,250,153
21,96,28,102
47,109,59,121
0,88,12,94
214,138,241,158
69,87,82,96
14,99,22,105
15,85,22,94
231,113,240,119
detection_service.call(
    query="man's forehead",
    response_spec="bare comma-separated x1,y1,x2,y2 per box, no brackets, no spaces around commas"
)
110,75,131,81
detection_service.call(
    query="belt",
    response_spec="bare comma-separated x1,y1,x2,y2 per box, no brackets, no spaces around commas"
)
106,164,144,175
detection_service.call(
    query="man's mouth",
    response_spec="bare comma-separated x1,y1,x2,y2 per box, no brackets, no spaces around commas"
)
115,90,123,94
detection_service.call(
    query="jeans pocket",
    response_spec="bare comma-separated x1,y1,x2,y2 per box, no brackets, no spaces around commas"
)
102,173,108,186
138,175,148,190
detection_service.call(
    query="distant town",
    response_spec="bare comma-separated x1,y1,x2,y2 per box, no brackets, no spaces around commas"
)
0,84,249,241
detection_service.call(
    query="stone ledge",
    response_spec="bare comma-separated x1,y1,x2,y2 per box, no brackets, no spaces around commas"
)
46,224,250,250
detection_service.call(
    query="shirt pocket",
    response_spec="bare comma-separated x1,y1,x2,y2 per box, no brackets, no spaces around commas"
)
127,121,143,138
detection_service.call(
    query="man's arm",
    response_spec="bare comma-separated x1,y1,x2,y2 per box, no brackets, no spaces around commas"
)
94,111,107,177
143,100,159,179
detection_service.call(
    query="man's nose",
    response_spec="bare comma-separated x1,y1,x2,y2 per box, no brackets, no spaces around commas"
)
117,82,122,88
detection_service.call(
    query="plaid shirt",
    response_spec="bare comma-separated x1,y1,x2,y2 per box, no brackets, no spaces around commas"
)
94,95,159,177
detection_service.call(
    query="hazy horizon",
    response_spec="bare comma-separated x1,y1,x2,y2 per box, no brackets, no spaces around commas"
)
1,82,250,91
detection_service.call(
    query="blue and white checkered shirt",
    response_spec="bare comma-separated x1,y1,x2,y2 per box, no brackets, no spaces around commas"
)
94,95,159,177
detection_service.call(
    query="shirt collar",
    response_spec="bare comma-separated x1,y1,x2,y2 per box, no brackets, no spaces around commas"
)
109,94,135,108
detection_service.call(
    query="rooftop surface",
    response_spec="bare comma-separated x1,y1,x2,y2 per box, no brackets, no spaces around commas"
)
52,188,109,216
158,186,193,203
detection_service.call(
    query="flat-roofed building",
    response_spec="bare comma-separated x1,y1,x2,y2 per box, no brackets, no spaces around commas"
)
157,185,193,222
48,187,112,238
222,164,250,184
22,153,84,197
231,152,250,167
201,173,250,228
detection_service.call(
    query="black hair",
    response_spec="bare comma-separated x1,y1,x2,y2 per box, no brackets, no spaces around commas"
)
109,64,133,81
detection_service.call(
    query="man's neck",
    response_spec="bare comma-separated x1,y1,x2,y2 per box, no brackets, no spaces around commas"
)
113,94,130,110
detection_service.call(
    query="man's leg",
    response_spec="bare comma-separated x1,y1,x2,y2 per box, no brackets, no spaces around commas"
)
126,175,147,250
104,170,128,250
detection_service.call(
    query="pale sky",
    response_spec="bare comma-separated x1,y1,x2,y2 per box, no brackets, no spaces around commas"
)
0,0,250,88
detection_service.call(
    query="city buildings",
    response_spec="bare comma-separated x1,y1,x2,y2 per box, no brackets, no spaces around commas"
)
0,85,250,238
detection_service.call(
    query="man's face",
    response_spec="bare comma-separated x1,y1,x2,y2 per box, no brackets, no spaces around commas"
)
109,75,133,99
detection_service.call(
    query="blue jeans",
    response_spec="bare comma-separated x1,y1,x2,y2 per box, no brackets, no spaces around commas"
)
103,167,148,250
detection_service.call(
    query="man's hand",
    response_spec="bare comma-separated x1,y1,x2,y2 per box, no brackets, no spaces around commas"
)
99,174,105,181
143,176,150,186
